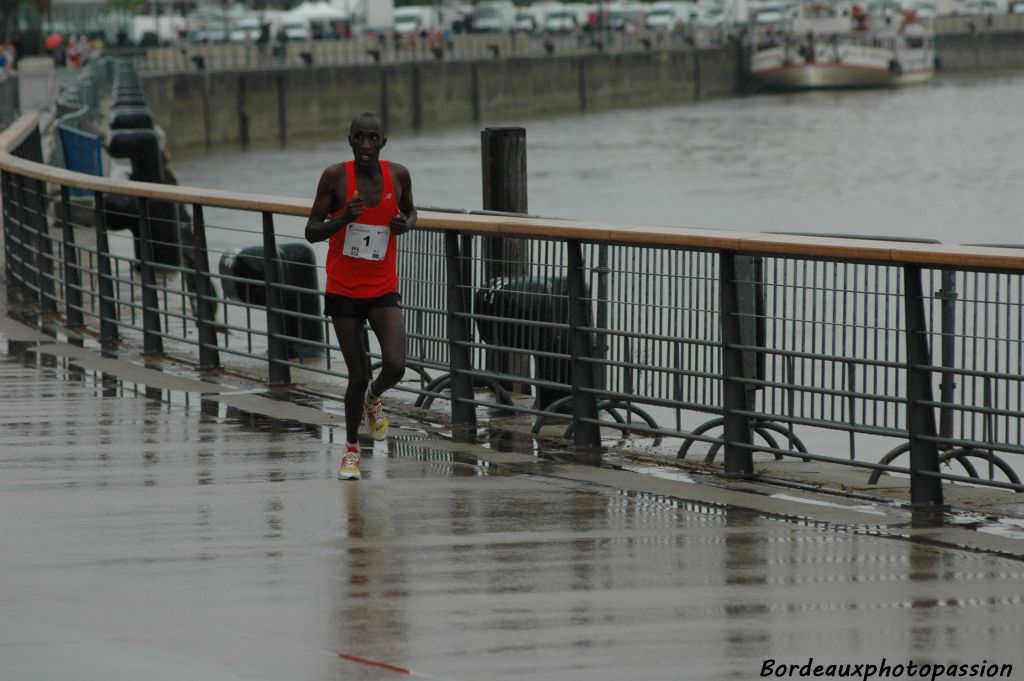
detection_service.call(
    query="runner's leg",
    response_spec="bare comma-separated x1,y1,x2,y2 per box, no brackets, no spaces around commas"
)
366,305,406,398
332,316,371,441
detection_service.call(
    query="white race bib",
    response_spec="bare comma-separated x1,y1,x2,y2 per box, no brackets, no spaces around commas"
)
343,223,390,261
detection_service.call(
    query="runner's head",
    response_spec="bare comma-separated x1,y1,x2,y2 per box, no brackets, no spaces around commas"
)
348,113,387,169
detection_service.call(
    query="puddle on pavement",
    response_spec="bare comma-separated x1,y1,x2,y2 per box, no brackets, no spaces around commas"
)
946,511,1024,540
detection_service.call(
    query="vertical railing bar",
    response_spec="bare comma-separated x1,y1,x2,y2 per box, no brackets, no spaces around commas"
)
872,265,881,428
261,210,291,387
847,361,856,460
984,377,994,480
33,179,57,315
597,244,609,395
1017,274,1022,448
93,191,119,343
190,204,221,370
903,263,943,509
773,258,782,424
882,266,892,428
830,262,839,423
720,250,753,477
59,185,84,328
12,173,35,299
959,273,968,440
136,198,164,355
809,260,819,420
938,269,957,443
445,230,476,438
971,271,980,442
567,238,601,455
1,171,14,299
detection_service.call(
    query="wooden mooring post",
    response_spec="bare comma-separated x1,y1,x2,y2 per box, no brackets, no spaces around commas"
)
481,127,531,394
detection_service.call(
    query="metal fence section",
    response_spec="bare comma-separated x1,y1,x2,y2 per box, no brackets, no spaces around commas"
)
4,113,1024,509
128,28,730,73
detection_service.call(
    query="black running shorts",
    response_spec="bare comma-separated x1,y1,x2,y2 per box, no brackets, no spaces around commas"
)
323,291,401,320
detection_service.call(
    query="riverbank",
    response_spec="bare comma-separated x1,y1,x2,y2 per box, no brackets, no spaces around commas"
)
138,15,1024,158
142,44,738,157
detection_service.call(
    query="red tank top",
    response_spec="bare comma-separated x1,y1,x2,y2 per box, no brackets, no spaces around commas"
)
325,160,400,298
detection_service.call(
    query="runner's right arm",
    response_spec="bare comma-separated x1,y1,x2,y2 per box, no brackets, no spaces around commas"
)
304,164,364,243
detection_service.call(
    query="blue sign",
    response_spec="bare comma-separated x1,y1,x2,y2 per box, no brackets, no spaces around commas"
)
58,123,103,198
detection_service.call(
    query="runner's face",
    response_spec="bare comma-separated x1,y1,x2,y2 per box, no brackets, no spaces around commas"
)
348,121,386,169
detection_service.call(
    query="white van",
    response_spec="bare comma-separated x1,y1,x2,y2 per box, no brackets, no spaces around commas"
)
229,16,268,43
645,1,698,30
394,6,441,36
544,3,591,32
470,0,517,32
517,2,565,31
277,18,310,41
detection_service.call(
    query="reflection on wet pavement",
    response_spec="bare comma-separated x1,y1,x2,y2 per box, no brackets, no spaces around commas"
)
2,352,1024,681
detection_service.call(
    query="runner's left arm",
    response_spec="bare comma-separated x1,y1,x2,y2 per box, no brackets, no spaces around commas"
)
390,163,416,235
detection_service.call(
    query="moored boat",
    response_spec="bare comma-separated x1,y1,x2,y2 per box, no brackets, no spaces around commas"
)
749,2,936,90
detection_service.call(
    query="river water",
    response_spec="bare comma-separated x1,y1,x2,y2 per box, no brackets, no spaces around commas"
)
174,70,1024,246
170,70,1024,483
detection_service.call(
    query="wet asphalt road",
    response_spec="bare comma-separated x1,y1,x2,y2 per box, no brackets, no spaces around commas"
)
3,344,1024,681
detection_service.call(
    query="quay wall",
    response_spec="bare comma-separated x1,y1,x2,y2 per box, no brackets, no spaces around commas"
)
141,22,1023,157
142,46,739,156
934,15,1024,71
935,32,1024,71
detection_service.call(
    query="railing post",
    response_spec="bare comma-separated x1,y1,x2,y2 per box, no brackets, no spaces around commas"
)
567,239,602,455
1,170,16,299
93,191,119,343
261,211,291,387
59,185,84,328
937,269,957,442
903,264,943,509
720,250,755,477
136,198,164,355
190,204,221,370
445,230,477,439
29,175,57,314
12,174,34,299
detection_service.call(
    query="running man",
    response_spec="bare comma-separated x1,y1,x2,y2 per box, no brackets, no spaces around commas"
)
305,112,416,480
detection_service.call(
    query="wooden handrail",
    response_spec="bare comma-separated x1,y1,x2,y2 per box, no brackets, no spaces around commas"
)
4,111,1024,270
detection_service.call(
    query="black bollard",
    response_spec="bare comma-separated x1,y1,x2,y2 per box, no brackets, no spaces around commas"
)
474,276,580,409
218,243,325,358
106,129,192,267
109,107,155,130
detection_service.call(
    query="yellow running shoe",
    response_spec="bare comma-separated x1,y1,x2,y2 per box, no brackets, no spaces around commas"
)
338,445,361,480
364,398,388,441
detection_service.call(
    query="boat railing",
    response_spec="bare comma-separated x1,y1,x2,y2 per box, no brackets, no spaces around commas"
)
5,111,1024,508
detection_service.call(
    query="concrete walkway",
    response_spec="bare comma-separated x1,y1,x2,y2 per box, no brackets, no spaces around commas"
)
5,68,1024,680
4,288,1024,680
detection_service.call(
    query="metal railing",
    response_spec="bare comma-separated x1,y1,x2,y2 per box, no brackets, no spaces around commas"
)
128,28,732,72
4,112,1024,509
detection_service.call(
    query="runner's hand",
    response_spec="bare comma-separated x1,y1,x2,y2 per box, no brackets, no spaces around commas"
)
341,191,364,223
389,211,410,235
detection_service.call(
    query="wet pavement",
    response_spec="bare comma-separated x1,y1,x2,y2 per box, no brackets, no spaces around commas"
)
5,72,1024,678
3,307,1024,681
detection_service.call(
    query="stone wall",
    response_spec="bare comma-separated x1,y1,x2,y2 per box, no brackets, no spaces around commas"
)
936,31,1024,71
143,45,740,156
